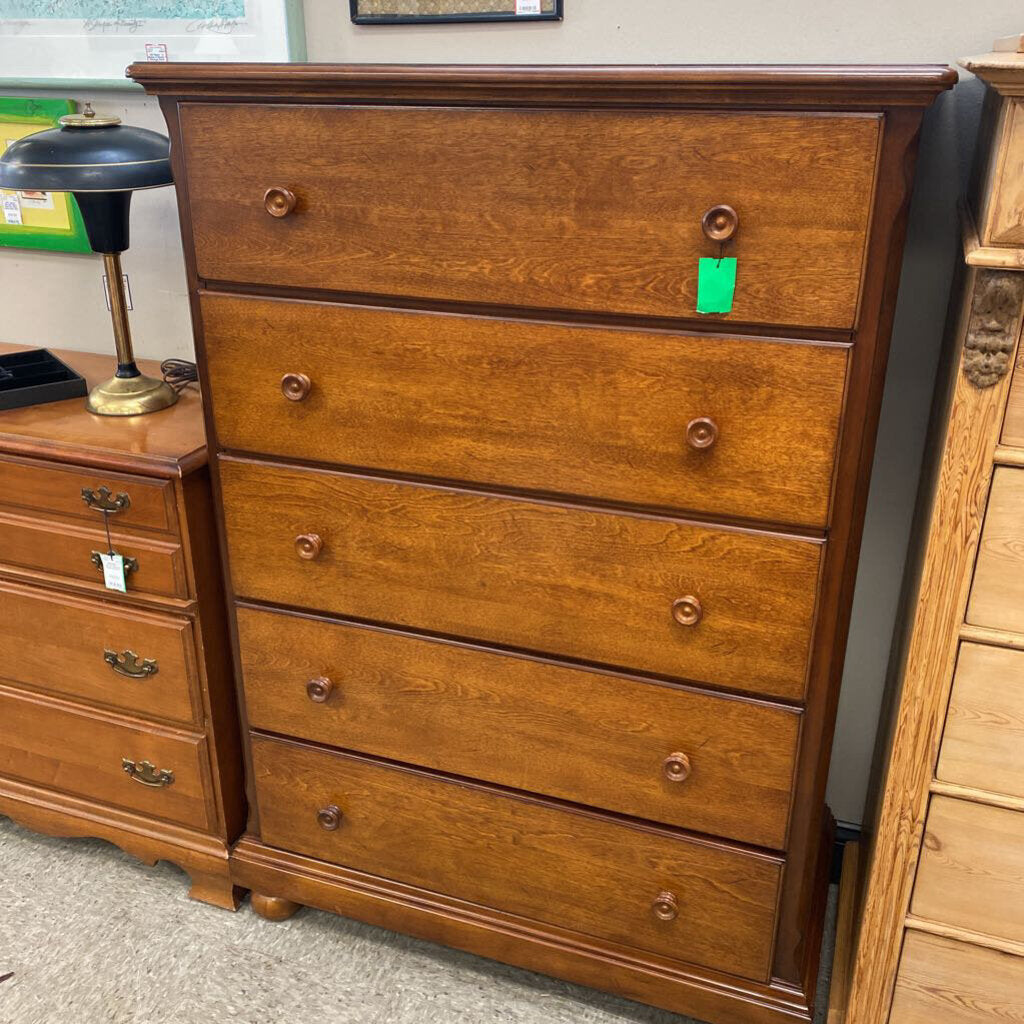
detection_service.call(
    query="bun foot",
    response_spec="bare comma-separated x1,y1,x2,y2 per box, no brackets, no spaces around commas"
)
251,892,301,921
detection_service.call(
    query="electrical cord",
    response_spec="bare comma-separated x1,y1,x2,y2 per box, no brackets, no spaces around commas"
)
160,358,199,393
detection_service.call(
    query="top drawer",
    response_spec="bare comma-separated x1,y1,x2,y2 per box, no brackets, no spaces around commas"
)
180,104,880,329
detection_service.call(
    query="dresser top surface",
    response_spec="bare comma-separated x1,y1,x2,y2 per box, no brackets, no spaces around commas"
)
130,61,956,107
0,344,206,477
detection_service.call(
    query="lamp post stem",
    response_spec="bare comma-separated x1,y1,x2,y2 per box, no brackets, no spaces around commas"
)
102,252,138,378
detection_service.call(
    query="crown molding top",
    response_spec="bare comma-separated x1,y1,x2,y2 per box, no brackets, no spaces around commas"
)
961,51,1024,96
129,62,957,108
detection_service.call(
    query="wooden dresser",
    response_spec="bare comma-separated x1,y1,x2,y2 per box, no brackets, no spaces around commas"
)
0,346,244,909
134,63,954,1023
845,43,1024,1024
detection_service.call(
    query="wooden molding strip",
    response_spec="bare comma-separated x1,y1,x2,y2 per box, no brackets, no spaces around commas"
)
905,914,1024,960
961,201,1024,269
930,778,1024,815
959,622,1024,650
994,444,1024,466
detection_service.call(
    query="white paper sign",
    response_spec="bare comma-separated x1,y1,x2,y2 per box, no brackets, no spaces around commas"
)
2,192,22,225
516,0,542,13
145,42,169,62
99,552,128,593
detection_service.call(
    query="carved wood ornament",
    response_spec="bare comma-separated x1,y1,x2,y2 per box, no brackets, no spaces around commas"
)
963,270,1024,388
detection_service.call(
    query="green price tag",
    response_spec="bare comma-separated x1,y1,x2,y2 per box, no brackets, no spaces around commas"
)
696,257,737,314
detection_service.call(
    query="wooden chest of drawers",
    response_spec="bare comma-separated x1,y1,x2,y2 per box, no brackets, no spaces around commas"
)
0,347,244,908
846,44,1024,1024
134,62,954,1023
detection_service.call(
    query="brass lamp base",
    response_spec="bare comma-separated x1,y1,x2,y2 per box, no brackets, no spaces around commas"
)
86,372,178,416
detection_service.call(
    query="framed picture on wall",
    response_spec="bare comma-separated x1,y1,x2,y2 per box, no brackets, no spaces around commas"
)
351,0,562,24
0,98,91,254
0,1,306,89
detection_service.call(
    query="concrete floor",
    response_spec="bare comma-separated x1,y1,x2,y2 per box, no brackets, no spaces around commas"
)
0,816,836,1024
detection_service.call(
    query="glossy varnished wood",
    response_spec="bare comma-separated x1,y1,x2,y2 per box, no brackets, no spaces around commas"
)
251,735,782,982
237,605,800,847
890,931,1024,1024
937,642,1024,799
221,457,822,699
966,467,1024,632
0,683,210,831
0,578,197,726
912,795,1024,945
202,294,849,528
182,104,879,329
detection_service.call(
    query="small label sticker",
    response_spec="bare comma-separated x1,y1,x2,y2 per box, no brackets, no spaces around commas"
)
696,257,737,315
145,42,169,61
99,552,128,593
516,0,542,13
2,192,22,225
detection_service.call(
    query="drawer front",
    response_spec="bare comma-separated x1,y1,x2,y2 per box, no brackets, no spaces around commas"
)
0,580,197,726
203,294,848,529
182,103,879,329
1004,352,1024,448
0,684,210,830
221,459,821,700
237,606,800,848
0,509,187,600
912,796,1024,944
251,736,782,981
891,930,1024,1024
0,455,175,534
938,643,1024,800
967,467,1024,634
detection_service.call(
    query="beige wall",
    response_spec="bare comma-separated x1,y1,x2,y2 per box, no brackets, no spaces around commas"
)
2,0,1021,824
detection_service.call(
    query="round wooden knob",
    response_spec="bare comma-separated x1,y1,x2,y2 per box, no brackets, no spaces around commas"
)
264,186,297,218
294,533,323,561
651,891,679,922
701,204,738,242
316,805,342,831
663,751,692,783
281,372,311,402
671,595,703,627
686,417,718,451
306,676,334,703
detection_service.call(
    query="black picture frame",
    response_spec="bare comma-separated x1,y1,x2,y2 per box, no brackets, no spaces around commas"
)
350,0,562,24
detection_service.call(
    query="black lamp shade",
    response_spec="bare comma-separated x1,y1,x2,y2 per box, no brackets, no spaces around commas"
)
0,122,172,193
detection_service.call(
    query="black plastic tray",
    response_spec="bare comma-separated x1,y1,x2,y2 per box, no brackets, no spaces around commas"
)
0,349,88,412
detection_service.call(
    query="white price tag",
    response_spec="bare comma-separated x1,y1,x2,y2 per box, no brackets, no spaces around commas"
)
99,552,128,593
516,0,542,13
2,192,22,226
145,42,169,62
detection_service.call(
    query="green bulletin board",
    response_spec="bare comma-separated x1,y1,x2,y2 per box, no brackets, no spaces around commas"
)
0,98,91,254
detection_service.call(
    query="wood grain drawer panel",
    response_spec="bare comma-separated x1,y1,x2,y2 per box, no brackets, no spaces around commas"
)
221,459,821,700
938,643,1024,800
0,454,175,535
251,735,782,981
912,796,1024,945
181,104,879,329
203,294,848,529
0,579,197,726
966,467,1024,633
0,684,210,830
891,931,1024,1024
237,605,800,848
1004,354,1024,448
0,509,187,599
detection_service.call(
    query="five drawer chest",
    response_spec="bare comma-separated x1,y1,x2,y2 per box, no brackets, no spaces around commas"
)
134,63,955,1024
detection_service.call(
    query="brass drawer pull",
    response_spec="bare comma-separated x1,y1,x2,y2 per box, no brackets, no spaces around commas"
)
122,758,174,788
281,372,312,402
264,186,297,218
317,804,342,831
306,676,334,703
686,417,718,451
104,649,159,679
663,751,692,783
701,204,738,242
651,891,679,922
671,595,702,627
295,533,323,561
81,486,131,514
90,551,139,576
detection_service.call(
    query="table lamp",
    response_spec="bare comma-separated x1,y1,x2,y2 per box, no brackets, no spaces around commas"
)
0,104,177,415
